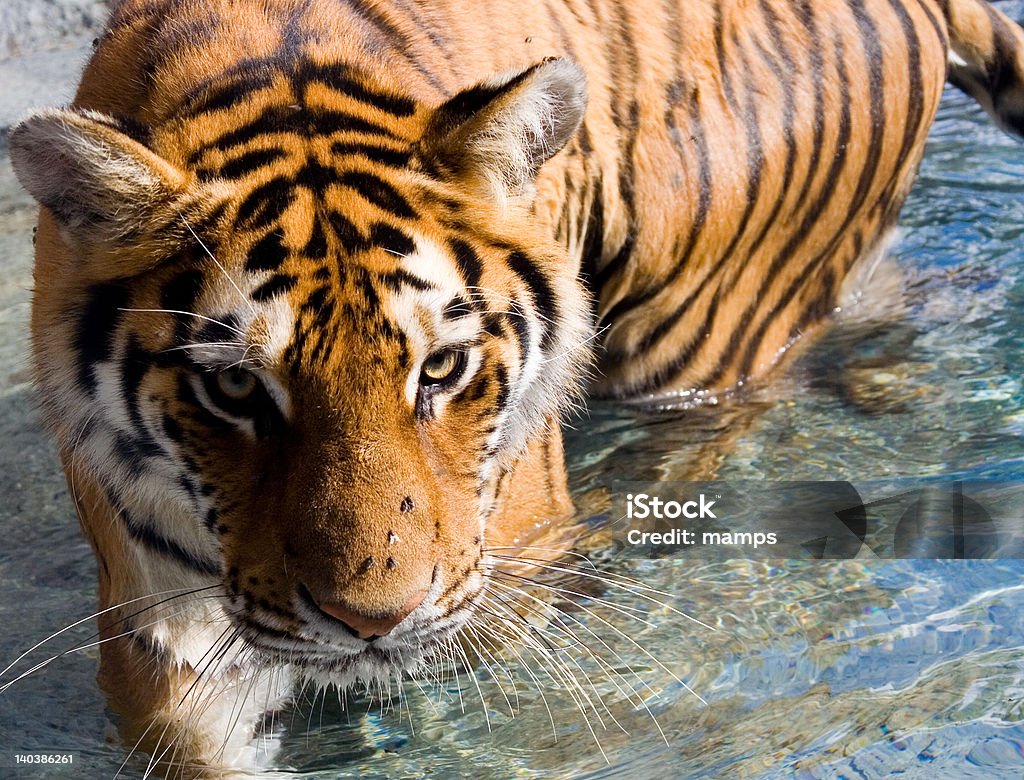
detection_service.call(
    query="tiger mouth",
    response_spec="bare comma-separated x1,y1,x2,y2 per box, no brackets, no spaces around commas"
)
241,628,439,684
231,609,452,677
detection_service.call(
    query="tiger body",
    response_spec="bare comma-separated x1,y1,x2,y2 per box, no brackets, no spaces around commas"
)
10,0,1024,774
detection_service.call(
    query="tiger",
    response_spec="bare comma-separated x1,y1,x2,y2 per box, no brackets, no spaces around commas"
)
8,0,1024,774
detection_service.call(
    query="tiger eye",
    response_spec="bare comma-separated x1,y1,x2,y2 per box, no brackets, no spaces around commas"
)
215,368,259,400
421,349,461,383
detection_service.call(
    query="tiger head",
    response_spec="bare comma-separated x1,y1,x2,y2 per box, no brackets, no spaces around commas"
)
10,58,591,685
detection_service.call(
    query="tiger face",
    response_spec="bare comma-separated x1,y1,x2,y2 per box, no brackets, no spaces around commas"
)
11,58,591,686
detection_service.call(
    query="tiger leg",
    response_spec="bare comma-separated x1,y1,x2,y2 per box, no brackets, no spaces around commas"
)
942,0,1024,135
67,469,289,778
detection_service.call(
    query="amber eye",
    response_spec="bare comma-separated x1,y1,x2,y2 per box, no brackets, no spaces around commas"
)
420,349,466,386
201,367,266,420
215,368,258,400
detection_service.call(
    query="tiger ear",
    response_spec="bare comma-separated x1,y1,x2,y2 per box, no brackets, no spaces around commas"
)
418,58,587,202
9,109,187,247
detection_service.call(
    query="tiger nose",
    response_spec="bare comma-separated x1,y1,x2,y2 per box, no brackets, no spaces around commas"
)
314,589,427,640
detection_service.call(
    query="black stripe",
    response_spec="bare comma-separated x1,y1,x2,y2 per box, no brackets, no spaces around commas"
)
507,251,558,351
235,176,295,229
115,499,221,576
195,313,241,346
731,22,860,384
179,73,277,120
252,274,298,301
883,0,927,185
161,267,204,345
443,295,473,320
586,0,639,293
121,336,154,433
246,232,289,273
76,283,129,394
483,313,504,337
338,171,416,218
330,141,412,167
113,432,161,476
911,0,947,50
387,0,452,59
623,15,781,364
300,285,330,315
700,27,765,289
356,268,381,311
190,106,399,165
578,177,605,299
342,0,446,92
460,372,491,403
506,305,531,365
304,214,329,259
296,61,417,116
327,211,367,254
379,268,433,292
162,413,184,444
600,82,710,326
214,148,288,181
792,0,826,214
714,1,737,106
449,238,482,290
635,15,855,396
369,222,416,256
293,159,339,195
493,363,510,412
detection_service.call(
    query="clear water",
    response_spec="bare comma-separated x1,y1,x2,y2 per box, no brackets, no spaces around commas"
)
2,29,1024,780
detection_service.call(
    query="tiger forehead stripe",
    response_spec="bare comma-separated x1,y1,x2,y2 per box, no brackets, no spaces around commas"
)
180,73,423,178
179,60,420,122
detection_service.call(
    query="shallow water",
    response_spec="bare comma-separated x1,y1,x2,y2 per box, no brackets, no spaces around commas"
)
2,26,1024,780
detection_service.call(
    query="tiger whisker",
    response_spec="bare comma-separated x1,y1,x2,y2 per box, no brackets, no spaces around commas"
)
159,342,247,354
488,553,717,631
152,629,247,776
209,643,265,772
467,605,559,741
484,544,600,569
170,628,251,776
539,323,610,365
490,569,708,706
0,603,229,696
477,587,608,728
165,632,251,778
119,308,247,338
450,630,493,733
120,624,238,779
480,587,630,734
487,609,612,760
462,622,519,718
490,568,660,627
406,666,440,720
0,585,222,686
444,635,467,715
179,214,257,317
481,583,670,744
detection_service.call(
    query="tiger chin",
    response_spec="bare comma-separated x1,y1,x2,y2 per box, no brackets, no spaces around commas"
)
10,0,1024,776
